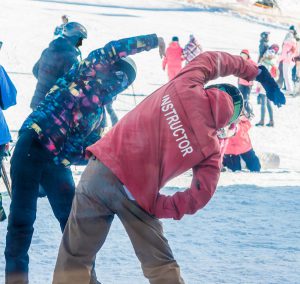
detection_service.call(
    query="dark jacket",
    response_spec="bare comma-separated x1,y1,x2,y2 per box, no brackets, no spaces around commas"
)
30,37,79,110
258,38,269,62
21,34,158,166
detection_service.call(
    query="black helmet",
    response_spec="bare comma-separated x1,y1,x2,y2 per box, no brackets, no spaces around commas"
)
205,83,244,125
63,22,87,39
260,31,270,39
114,57,137,86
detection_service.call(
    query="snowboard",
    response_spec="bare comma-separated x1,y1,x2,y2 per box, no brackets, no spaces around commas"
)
257,152,280,169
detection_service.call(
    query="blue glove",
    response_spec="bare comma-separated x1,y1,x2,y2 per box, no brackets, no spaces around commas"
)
256,65,286,107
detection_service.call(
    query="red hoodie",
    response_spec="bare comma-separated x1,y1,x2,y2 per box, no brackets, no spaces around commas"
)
87,52,258,220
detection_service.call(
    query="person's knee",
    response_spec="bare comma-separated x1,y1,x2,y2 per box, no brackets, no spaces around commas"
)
8,206,36,228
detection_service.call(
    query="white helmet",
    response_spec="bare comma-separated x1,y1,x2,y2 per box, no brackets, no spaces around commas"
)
115,57,137,85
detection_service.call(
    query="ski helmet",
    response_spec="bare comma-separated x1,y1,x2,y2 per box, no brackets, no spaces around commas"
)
114,57,137,86
205,83,244,125
260,31,270,39
63,22,87,39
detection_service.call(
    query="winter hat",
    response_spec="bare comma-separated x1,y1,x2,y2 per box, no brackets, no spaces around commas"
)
205,83,244,125
114,57,137,85
269,43,279,54
172,36,179,42
289,25,296,31
240,49,250,58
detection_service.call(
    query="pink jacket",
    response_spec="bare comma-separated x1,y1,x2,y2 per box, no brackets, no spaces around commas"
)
87,52,258,220
280,35,297,64
225,116,252,155
162,42,183,70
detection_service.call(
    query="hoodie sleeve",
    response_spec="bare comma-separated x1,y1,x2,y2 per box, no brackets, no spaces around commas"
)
184,51,259,86
86,34,158,69
154,152,221,220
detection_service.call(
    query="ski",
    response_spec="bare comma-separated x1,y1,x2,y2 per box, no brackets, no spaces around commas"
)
1,161,12,199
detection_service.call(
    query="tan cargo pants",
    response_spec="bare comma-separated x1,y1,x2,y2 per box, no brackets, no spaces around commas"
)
52,158,184,284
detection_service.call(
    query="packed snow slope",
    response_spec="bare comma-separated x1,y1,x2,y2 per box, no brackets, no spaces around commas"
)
0,0,299,283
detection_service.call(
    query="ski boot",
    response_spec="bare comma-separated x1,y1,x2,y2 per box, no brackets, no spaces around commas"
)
266,121,274,127
0,207,7,222
255,120,264,126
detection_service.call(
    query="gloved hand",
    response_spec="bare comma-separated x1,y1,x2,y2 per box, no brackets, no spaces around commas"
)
256,65,286,107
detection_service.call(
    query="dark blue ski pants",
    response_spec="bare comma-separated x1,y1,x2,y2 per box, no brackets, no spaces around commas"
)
223,149,261,172
5,130,75,284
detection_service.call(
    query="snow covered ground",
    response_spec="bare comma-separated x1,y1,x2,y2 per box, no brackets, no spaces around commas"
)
0,0,300,283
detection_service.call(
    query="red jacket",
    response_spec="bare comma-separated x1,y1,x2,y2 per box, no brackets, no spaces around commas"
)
162,42,183,70
225,116,252,155
87,52,258,220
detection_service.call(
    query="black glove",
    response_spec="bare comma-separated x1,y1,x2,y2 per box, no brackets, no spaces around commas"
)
256,65,286,107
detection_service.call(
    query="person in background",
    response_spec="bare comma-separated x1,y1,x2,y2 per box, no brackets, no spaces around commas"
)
280,25,297,96
0,54,18,221
183,34,203,64
256,44,279,127
289,26,300,85
238,49,256,116
54,14,69,37
30,22,87,110
258,31,270,63
5,33,161,284
52,51,285,284
223,108,261,172
162,36,184,81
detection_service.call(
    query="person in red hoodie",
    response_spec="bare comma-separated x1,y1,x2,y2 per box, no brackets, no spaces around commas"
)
223,109,261,172
52,51,285,284
162,36,184,80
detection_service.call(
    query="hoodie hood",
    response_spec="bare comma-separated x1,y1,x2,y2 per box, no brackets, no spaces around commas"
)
205,87,234,129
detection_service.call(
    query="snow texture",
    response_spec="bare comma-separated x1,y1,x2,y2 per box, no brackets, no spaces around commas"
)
0,0,300,283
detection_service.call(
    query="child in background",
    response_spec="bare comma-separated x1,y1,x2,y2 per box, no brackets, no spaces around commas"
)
256,44,279,127
223,109,261,172
183,34,203,64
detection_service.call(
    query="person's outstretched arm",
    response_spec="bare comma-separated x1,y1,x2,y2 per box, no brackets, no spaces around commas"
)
86,34,159,67
182,51,285,106
183,51,259,86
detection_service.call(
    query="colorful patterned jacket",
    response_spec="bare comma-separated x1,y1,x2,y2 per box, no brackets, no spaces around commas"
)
21,34,158,166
